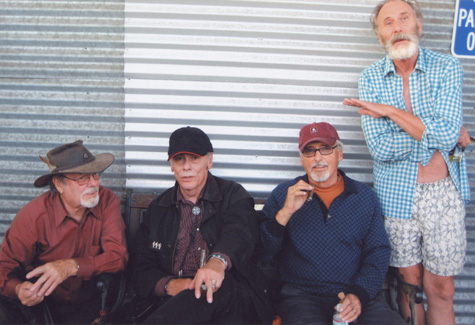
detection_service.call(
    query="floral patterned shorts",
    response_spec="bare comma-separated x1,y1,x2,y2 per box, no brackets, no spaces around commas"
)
384,177,466,276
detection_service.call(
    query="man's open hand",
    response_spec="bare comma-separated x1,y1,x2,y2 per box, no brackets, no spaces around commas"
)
25,259,78,298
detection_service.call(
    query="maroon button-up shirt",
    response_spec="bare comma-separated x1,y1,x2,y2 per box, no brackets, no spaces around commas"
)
0,186,128,303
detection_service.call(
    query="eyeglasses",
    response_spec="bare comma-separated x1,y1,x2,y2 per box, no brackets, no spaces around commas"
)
302,145,338,158
62,173,101,186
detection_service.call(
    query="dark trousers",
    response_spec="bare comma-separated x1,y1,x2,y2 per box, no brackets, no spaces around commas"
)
0,294,101,324
277,284,405,325
144,274,255,324
47,295,102,324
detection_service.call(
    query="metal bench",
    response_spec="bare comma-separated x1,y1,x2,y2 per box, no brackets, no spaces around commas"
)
120,190,422,325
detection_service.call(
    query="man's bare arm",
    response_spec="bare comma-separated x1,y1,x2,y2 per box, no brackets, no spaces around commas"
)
343,98,425,141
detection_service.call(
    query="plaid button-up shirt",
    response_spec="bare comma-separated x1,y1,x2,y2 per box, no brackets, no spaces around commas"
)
359,47,470,219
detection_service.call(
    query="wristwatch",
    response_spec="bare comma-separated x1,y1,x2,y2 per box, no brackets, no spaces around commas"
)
208,253,228,270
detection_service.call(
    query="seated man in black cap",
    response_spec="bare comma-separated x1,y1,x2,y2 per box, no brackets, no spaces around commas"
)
129,126,273,324
0,140,128,324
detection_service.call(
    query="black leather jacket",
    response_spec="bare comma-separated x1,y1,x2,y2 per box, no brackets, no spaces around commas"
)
131,172,274,323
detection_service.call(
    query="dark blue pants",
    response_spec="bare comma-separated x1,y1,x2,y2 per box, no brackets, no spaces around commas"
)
278,284,405,325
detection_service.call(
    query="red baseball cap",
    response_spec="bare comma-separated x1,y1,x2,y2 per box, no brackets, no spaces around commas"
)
298,122,340,151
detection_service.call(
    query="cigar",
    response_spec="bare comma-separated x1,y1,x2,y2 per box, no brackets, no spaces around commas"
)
305,186,315,201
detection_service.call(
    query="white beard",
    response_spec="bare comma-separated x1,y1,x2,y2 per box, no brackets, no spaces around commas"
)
310,163,331,183
385,33,419,60
81,187,100,208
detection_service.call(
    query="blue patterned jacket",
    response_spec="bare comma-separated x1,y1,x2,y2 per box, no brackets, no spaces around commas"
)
259,170,390,306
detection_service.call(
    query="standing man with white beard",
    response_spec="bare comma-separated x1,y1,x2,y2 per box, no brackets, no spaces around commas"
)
344,1,470,324
0,140,128,324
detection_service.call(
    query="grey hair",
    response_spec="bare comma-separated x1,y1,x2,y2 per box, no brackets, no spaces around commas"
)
49,174,65,193
370,0,422,34
336,140,344,151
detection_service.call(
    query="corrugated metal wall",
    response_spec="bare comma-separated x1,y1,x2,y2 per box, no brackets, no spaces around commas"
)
1,0,474,322
0,0,125,237
123,0,475,323
124,0,380,195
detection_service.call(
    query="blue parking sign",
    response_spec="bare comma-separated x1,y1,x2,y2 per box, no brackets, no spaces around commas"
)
452,0,475,58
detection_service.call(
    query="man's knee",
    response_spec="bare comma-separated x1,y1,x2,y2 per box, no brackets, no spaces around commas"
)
423,273,455,301
0,297,36,324
0,302,13,324
425,282,455,301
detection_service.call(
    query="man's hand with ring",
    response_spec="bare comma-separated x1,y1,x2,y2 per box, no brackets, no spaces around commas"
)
189,258,225,303
335,292,361,323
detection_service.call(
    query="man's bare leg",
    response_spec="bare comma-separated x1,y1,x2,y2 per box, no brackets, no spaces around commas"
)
423,269,455,325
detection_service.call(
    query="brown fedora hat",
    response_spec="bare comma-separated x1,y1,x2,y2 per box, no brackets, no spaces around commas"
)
34,140,115,188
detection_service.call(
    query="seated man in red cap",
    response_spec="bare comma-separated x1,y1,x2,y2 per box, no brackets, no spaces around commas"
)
0,140,128,324
259,122,404,325
129,126,273,324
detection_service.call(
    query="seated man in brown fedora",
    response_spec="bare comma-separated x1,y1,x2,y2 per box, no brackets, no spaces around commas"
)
0,140,128,324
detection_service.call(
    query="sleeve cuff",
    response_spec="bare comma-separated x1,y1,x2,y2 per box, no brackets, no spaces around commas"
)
74,257,94,279
209,252,232,270
155,276,175,297
267,217,287,238
347,285,370,307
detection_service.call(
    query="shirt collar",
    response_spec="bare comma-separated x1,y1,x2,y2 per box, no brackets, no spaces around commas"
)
383,55,396,76
177,186,205,206
167,172,222,206
414,47,427,72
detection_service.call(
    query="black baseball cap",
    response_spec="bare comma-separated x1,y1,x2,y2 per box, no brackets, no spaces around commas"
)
168,126,214,160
